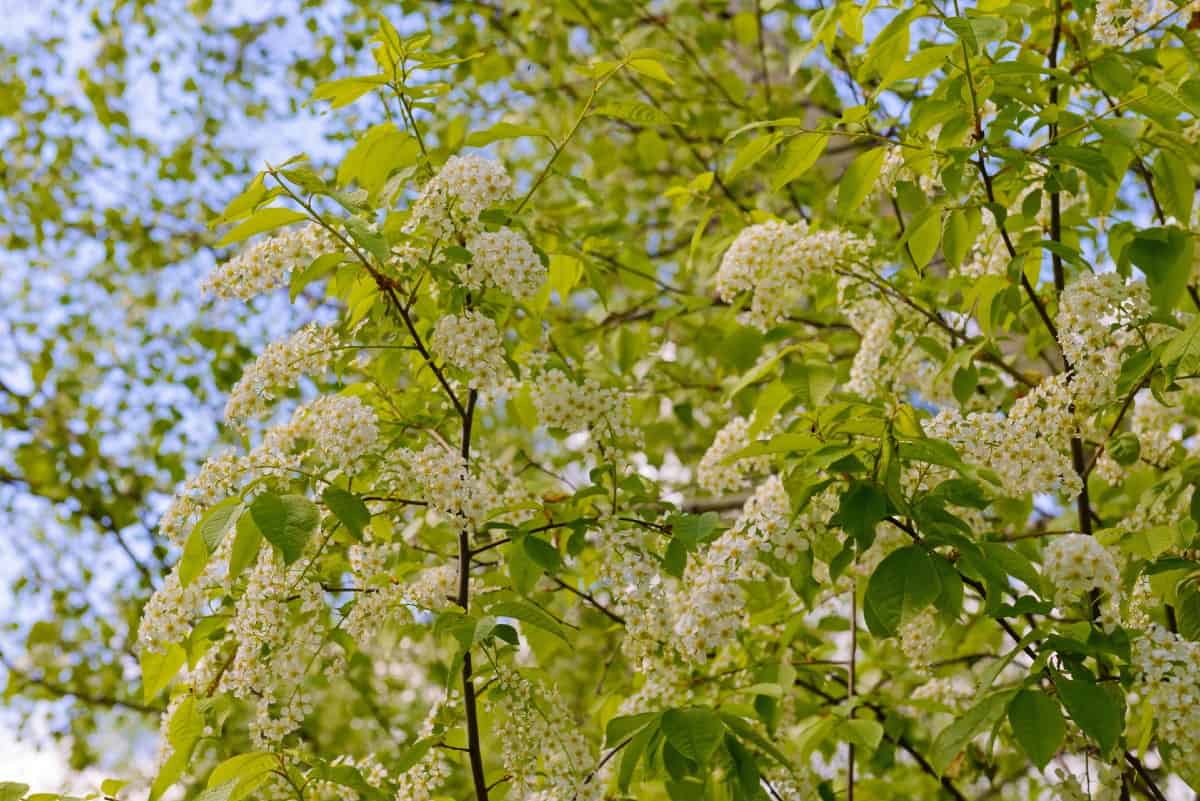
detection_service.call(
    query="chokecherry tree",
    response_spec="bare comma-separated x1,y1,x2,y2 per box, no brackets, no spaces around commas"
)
9,0,1200,799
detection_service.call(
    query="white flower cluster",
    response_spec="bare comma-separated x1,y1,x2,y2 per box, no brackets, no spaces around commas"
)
928,374,1081,498
430,310,509,390
137,563,208,649
875,145,940,198
487,672,600,801
672,476,791,663
1053,765,1122,801
406,564,459,611
910,676,973,709
222,549,334,746
343,540,410,642
224,323,338,427
846,302,898,399
1131,624,1200,767
407,444,490,527
392,748,450,801
288,394,380,469
763,769,818,801
898,608,941,666
1094,0,1172,45
592,520,673,667
840,282,954,405
960,228,1009,279
157,395,379,550
1121,481,1192,538
1042,534,1121,612
461,228,546,299
695,416,772,495
715,219,871,330
203,222,339,300
408,155,513,239
530,367,637,442
1056,272,1149,410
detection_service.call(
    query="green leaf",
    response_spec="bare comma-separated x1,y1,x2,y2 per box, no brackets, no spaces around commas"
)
322,486,371,539
196,497,244,552
670,512,720,545
178,518,211,589
942,208,972,269
784,363,837,408
309,74,389,108
228,512,263,583
1108,431,1141,467
1128,226,1194,315
720,712,794,768
844,719,884,750
290,252,347,301
522,534,562,571
945,17,978,54
831,481,888,552
140,643,186,703
905,207,942,269
606,712,660,746
216,207,309,247
661,707,725,763
249,493,320,565
547,254,582,302
465,122,552,147
863,546,942,637
1153,150,1194,224
619,720,659,791
1005,689,1064,771
100,779,128,796
336,123,419,196
342,215,390,264
0,785,28,801
591,102,675,127
772,132,829,189
837,148,886,219
212,172,273,226
207,752,276,801
488,600,570,642
1161,313,1200,378
395,737,435,773
1175,579,1200,641
627,57,675,85
930,690,1014,774
151,695,204,799
1053,674,1124,755
727,134,780,182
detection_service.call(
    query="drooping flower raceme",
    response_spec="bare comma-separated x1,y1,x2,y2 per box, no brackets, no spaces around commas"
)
672,476,791,663
224,322,338,427
1131,624,1200,768
1042,533,1121,611
1056,271,1149,410
430,310,509,390
408,154,513,239
928,374,1081,498
529,366,637,443
203,222,340,300
462,227,546,299
487,672,601,801
695,415,772,495
715,220,871,331
1093,0,1165,45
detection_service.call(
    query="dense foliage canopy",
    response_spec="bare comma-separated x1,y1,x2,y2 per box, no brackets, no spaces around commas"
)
7,0,1200,799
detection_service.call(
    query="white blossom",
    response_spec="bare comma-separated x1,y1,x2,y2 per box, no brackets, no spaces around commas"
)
203,223,339,300
430,310,509,390
408,155,513,238
462,227,546,299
